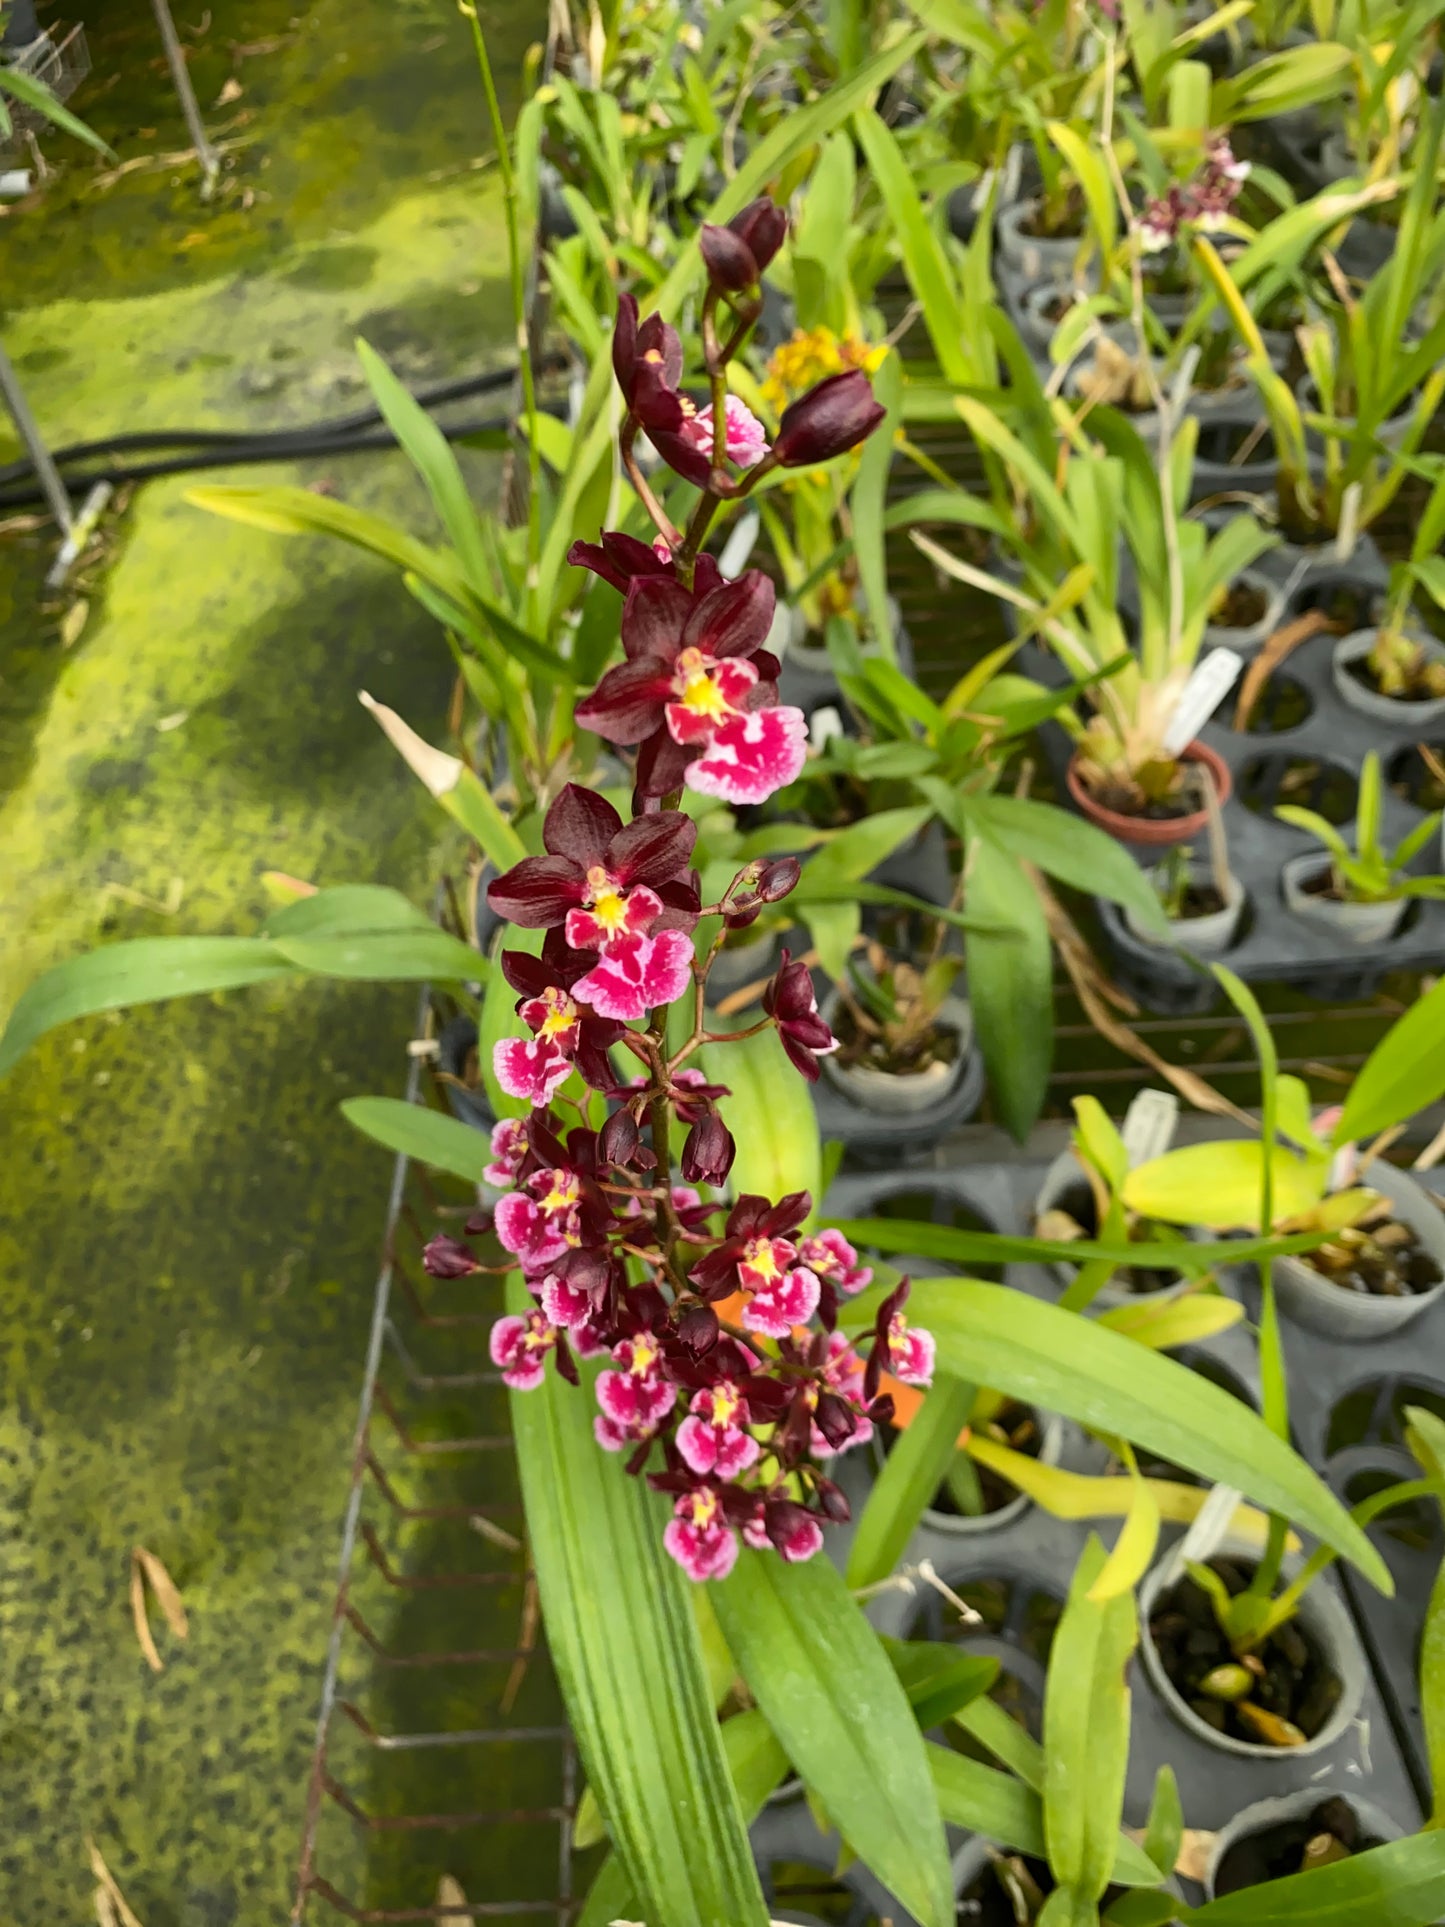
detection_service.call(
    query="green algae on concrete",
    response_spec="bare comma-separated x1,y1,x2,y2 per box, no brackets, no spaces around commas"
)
0,0,545,1915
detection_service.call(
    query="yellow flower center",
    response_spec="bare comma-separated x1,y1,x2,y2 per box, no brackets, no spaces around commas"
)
630,1335,658,1377
584,865,631,934
541,1171,580,1213
712,1384,740,1427
689,1488,719,1528
744,1237,780,1281
539,988,577,1037
675,647,731,723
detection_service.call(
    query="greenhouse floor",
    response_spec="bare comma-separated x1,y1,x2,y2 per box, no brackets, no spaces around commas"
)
0,0,536,1915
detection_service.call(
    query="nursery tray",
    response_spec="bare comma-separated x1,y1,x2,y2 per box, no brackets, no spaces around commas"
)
1021,538,1445,1013
778,1145,1440,1920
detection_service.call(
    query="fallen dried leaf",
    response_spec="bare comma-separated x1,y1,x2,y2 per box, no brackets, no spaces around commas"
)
177,231,210,249
1173,1827,1219,1884
60,598,89,648
1233,609,1337,731
436,1875,469,1917
130,1546,189,1671
155,710,189,733
214,76,243,105
87,1838,144,1927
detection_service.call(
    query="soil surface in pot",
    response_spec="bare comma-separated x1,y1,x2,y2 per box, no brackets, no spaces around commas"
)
1296,866,1409,927
1214,1796,1386,1895
1039,1179,1185,1295
1149,1557,1342,1747
1301,1205,1444,1298
1231,676,1312,734
929,1399,1043,1519
1213,580,1271,630
1388,741,1445,812
957,1853,1133,1924
1081,756,1215,822
833,994,962,1077
1344,640,1445,702
1162,880,1230,919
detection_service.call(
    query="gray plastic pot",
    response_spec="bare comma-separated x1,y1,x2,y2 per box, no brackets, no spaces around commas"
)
1280,853,1408,946
1332,627,1445,729
950,1833,1185,1915
1205,569,1287,658
920,1408,1065,1537
1272,1158,1445,1340
1033,1150,1192,1309
821,990,976,1119
1203,1788,1403,1902
1138,1533,1366,1762
995,198,1093,284
1124,864,1246,956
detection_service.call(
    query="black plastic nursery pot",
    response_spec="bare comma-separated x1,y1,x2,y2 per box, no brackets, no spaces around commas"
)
810,1152,1437,1906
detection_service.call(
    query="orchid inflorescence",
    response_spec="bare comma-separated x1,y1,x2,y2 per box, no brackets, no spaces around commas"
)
422,200,930,1582
1138,136,1249,253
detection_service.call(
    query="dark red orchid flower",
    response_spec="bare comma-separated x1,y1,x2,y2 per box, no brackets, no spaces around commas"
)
574,569,786,801
500,928,626,1091
762,951,838,1082
566,530,726,600
612,292,686,431
487,783,699,941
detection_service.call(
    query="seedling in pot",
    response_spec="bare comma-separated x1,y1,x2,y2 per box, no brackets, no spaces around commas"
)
1037,1097,1204,1308
833,936,965,1078
1276,750,1445,911
1355,465,1445,701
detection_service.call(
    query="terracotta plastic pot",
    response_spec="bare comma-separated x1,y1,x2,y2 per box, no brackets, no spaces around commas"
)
1066,740,1234,848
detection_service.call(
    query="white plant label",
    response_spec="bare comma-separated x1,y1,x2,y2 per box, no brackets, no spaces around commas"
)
1122,1088,1179,1168
1162,649,1242,755
1164,1480,1244,1587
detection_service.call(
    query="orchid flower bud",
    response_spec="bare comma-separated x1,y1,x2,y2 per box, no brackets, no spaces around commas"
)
773,370,886,467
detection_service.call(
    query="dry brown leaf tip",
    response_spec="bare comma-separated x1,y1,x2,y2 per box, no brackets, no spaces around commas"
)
130,1547,189,1673
87,1836,145,1927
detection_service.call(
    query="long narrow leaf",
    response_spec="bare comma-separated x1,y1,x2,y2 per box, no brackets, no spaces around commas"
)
713,1550,956,1927
838,1282,1389,1587
846,1375,976,1589
511,1278,768,1927
340,1097,495,1183
1188,1832,1445,1924
0,938,297,1080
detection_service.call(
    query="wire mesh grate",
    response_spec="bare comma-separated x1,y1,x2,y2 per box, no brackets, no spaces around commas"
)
1,22,90,138
292,993,583,1925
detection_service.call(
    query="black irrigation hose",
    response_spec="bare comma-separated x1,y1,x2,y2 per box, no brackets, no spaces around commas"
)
0,353,570,511
0,414,514,510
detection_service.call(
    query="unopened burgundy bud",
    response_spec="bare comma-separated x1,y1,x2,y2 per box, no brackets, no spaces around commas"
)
723,900,763,931
759,856,801,903
815,1391,859,1450
773,370,887,468
423,1234,480,1279
681,1112,736,1185
700,222,759,293
599,1108,640,1168
464,1208,494,1235
729,196,787,275
676,1303,720,1356
813,1476,851,1523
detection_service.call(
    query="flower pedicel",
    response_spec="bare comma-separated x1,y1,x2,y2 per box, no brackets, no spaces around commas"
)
423,202,931,1581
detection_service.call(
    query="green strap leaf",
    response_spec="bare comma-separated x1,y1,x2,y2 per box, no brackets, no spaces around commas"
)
1188,1831,1445,1923
0,62,114,155
355,338,494,593
1335,975,1445,1144
713,1548,956,1927
340,1097,495,1182
880,1636,999,1729
271,926,484,982
264,885,438,938
0,938,297,1080
510,1282,768,1927
838,1281,1390,1590
965,793,1169,937
962,834,1054,1140
832,1215,1326,1272
927,1745,1162,1886
845,1375,976,1590
1045,1540,1139,1906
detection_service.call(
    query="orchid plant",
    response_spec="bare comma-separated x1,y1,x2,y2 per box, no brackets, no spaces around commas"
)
417,201,923,1582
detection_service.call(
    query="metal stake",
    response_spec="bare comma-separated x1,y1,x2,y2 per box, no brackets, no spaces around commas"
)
0,331,73,535
149,0,220,199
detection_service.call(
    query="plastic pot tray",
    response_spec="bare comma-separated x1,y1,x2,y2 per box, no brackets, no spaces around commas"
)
1026,540,1445,1011
772,1152,1438,1916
